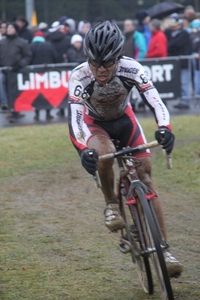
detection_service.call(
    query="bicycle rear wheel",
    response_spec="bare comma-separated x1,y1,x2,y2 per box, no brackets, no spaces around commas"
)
119,191,153,295
135,186,174,300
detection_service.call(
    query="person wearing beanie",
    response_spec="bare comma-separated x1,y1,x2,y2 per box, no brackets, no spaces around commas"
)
59,16,68,25
30,31,59,121
66,34,85,64
71,34,83,45
0,23,32,120
30,31,59,65
33,31,45,38
56,33,86,118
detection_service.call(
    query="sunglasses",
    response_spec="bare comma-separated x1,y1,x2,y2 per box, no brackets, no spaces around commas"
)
88,59,117,68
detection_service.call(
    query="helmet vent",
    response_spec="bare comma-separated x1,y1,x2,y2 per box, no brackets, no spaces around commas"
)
84,21,124,62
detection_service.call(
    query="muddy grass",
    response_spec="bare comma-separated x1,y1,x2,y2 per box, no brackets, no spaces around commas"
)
0,116,200,299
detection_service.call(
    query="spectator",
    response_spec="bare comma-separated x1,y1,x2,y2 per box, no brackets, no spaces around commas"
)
38,22,49,39
58,33,86,118
0,21,7,40
15,15,33,43
30,31,59,65
38,22,48,32
0,23,32,121
184,5,197,24
30,31,60,121
163,17,174,41
48,21,71,62
122,19,147,111
63,19,73,38
122,19,147,59
48,21,71,117
59,15,68,25
146,19,167,58
65,18,76,35
136,10,152,48
188,19,200,100
78,20,91,38
66,34,85,63
167,14,192,109
59,16,72,37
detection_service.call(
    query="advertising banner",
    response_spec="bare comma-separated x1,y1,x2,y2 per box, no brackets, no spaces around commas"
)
140,58,181,100
7,65,75,112
6,58,182,112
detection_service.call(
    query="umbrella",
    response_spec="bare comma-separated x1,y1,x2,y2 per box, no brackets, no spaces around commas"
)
147,1,184,19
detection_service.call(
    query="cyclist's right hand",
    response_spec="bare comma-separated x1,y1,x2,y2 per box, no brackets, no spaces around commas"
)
155,126,175,154
81,148,98,175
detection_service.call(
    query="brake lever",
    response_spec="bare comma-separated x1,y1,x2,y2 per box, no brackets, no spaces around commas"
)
163,150,172,169
93,171,101,188
160,131,172,169
88,150,101,188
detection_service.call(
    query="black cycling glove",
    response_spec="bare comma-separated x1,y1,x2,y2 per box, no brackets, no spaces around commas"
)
155,126,175,154
81,148,99,175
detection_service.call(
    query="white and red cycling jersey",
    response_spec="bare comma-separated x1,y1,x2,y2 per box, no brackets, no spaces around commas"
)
68,56,171,156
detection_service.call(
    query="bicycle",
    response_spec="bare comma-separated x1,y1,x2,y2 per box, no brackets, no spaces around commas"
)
94,140,174,300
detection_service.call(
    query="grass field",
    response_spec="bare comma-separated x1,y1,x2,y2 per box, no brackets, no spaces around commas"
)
0,115,200,300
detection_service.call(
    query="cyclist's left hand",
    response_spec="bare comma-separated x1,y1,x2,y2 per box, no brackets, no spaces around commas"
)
155,126,175,154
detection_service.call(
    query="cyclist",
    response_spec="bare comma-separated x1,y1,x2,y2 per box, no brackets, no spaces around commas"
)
68,21,182,278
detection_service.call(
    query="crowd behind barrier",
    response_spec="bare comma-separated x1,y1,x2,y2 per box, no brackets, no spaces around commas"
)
0,62,78,113
0,55,199,114
1,6,200,123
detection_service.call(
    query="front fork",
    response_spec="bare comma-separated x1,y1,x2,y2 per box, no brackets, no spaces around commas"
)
118,179,168,255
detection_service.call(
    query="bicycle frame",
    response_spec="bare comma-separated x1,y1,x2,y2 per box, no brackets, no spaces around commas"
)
97,140,174,299
116,152,168,255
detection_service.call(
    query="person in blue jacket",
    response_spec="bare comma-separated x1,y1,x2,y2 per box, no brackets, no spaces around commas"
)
136,10,152,49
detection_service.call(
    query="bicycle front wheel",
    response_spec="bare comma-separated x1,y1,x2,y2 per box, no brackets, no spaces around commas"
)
119,192,153,295
135,186,174,300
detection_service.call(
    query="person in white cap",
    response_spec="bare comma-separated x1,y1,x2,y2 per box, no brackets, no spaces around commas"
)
37,22,49,39
48,21,70,62
66,34,85,63
38,22,48,31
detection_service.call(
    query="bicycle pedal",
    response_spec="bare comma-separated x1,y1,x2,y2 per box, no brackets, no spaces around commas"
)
119,237,131,253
